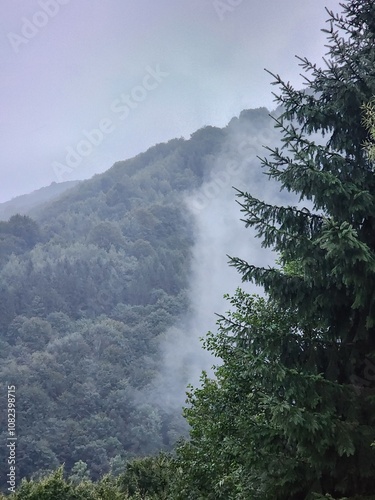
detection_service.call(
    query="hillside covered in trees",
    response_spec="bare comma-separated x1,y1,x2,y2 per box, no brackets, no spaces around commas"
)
3,0,375,498
0,107,276,493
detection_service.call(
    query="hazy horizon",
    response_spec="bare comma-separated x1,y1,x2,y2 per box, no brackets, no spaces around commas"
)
1,0,342,203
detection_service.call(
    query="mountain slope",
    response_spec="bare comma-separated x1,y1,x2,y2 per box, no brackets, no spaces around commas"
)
0,180,81,221
0,107,278,489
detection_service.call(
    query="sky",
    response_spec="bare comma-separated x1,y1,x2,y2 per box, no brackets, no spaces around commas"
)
1,0,343,203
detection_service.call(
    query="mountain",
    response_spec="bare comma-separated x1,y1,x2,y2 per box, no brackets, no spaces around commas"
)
0,180,81,221
0,107,280,490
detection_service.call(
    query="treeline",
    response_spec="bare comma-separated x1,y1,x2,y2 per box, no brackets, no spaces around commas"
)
0,111,273,492
5,0,375,496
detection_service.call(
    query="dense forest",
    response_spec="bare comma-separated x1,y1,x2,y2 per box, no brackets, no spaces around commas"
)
0,108,276,493
3,0,375,498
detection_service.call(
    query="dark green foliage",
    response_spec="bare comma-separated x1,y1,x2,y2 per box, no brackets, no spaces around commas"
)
4,0,375,496
0,466,125,499
0,214,42,267
119,454,173,499
6,215,41,248
231,0,375,394
0,114,271,492
0,458,177,499
175,292,375,499
174,1,375,498
86,221,125,250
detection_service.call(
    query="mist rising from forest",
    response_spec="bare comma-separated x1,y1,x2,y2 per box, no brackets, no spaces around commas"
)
148,109,293,416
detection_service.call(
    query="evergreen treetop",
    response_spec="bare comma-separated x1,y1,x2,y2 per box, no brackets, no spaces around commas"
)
232,0,375,358
176,1,375,498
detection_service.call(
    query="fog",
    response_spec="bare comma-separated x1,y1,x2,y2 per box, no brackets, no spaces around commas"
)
147,109,299,415
1,0,342,203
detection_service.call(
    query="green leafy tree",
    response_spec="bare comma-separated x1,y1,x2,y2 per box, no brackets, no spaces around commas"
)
176,1,375,499
7,214,41,248
17,317,53,350
175,292,374,499
118,454,173,499
86,221,125,251
0,465,126,499
69,461,91,485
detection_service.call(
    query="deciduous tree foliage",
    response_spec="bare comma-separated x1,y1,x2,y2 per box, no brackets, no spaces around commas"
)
0,111,271,492
176,1,375,498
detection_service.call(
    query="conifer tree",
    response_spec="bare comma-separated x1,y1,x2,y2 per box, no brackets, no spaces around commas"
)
232,2,375,492
176,1,375,498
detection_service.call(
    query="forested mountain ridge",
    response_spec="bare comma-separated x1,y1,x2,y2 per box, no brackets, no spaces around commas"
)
0,180,81,221
0,107,275,491
3,1,375,498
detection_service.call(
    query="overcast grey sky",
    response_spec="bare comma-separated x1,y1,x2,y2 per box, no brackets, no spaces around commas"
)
1,0,342,203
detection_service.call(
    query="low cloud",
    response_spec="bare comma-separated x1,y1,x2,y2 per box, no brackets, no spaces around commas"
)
149,109,291,416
